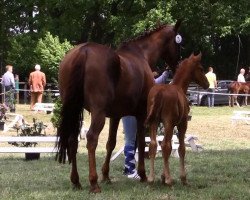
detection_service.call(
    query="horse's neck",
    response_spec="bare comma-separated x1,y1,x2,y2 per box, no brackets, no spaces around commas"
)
134,32,167,67
172,71,191,93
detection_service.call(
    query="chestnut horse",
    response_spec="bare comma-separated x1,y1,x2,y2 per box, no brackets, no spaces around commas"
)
145,53,209,186
228,81,250,107
57,21,182,192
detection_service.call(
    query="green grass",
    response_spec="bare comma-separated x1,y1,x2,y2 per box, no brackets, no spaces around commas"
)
0,105,250,199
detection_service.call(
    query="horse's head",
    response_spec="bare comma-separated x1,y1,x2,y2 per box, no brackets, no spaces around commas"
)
160,20,182,73
190,53,209,89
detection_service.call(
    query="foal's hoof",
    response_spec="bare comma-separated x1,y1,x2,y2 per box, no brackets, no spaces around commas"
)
89,185,101,193
147,177,154,184
180,176,188,186
161,175,173,187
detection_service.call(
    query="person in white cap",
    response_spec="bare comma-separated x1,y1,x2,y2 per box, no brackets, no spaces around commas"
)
28,64,46,110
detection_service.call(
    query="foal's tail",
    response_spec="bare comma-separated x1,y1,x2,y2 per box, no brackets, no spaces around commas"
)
56,47,86,164
145,91,163,125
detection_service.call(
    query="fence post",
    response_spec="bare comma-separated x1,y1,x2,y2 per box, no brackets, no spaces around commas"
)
24,82,28,104
15,75,19,104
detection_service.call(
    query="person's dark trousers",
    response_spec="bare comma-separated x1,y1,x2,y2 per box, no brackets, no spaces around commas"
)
4,86,15,110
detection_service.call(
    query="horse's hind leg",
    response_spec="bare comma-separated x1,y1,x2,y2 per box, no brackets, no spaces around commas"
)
148,121,158,183
161,123,174,186
177,121,188,185
86,110,106,193
101,117,120,183
69,136,82,189
136,117,147,182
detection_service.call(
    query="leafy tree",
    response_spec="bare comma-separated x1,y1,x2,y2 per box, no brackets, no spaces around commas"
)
6,34,38,81
35,32,73,82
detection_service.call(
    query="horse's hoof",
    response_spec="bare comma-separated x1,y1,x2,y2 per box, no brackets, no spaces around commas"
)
161,174,165,184
101,177,112,184
140,176,147,182
72,183,82,190
89,185,101,193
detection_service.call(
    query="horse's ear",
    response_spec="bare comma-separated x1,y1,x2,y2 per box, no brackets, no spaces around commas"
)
174,19,182,32
193,52,202,62
189,52,194,59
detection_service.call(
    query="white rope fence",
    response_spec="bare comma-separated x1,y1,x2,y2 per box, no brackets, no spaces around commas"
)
1,88,250,98
0,88,59,96
187,90,250,97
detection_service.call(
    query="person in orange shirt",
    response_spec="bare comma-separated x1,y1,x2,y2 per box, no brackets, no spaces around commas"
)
29,64,46,110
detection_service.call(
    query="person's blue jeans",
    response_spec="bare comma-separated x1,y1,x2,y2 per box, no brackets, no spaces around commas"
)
122,116,137,147
207,88,215,107
122,116,137,174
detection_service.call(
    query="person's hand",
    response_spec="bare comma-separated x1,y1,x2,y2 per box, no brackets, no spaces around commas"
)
153,71,158,77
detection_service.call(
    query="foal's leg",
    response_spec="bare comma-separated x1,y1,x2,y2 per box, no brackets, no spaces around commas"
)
101,117,120,182
148,121,158,183
161,122,174,186
86,110,106,193
177,121,188,185
69,136,82,189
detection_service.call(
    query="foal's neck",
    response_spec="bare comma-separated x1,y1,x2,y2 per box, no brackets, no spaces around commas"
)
172,67,192,93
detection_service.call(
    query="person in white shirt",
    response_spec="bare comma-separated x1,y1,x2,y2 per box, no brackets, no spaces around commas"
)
237,68,246,83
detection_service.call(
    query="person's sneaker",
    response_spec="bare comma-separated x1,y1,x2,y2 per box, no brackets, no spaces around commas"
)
127,170,140,180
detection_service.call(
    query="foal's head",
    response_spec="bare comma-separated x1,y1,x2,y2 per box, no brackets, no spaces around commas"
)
189,53,209,89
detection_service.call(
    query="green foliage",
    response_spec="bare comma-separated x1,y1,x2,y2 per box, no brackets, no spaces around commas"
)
1,0,250,81
51,97,62,129
35,32,73,81
6,34,38,80
133,1,174,34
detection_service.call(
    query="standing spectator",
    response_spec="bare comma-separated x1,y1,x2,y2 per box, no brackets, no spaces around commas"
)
29,64,46,110
2,65,15,109
237,68,246,83
205,67,217,107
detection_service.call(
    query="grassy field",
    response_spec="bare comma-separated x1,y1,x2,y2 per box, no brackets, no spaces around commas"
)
0,105,250,200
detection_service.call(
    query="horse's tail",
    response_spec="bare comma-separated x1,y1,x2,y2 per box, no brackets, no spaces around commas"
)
56,47,86,164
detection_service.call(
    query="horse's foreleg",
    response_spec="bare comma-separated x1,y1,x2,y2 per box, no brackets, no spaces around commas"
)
177,121,188,185
101,117,120,183
86,111,106,193
148,121,158,183
161,123,174,186
235,95,240,107
136,117,147,182
229,95,233,107
69,137,82,189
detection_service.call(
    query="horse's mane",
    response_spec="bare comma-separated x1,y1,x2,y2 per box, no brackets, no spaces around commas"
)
119,24,171,48
172,58,189,82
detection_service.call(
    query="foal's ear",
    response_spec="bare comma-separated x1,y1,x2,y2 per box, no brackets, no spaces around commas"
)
196,52,202,61
174,19,182,32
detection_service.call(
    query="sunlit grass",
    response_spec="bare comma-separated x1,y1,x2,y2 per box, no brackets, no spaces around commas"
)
0,104,250,199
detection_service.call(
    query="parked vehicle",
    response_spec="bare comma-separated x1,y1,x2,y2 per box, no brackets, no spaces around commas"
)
188,80,233,106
